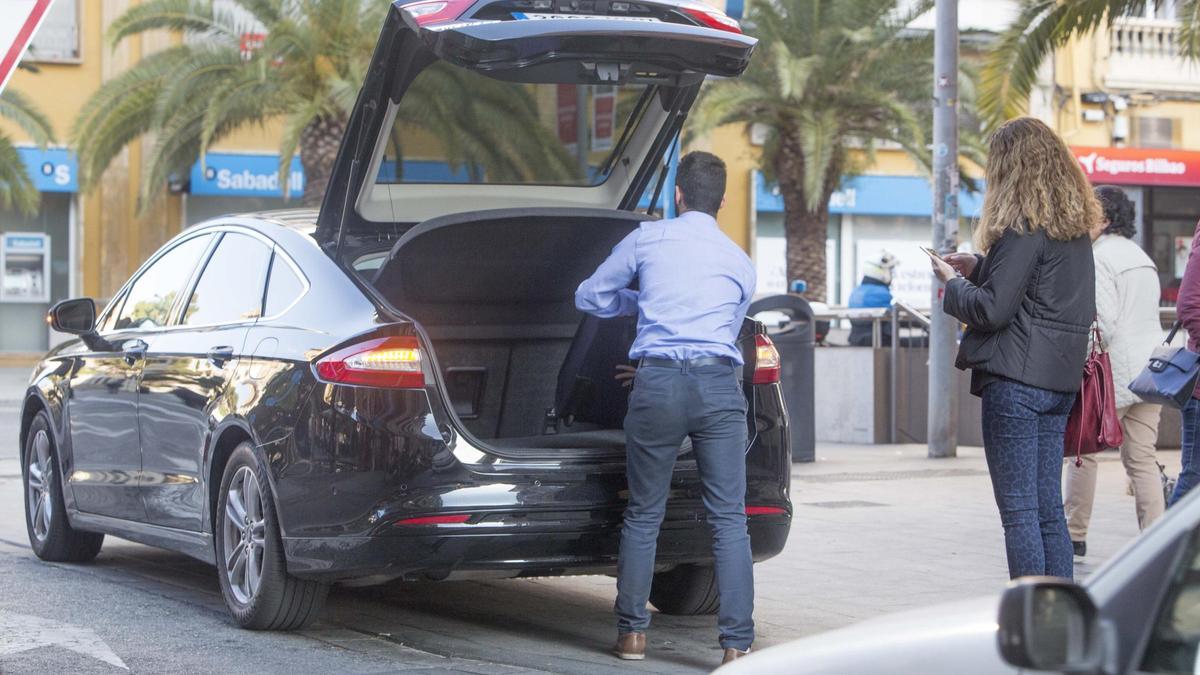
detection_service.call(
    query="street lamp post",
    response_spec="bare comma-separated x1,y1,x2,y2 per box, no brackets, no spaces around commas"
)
929,0,959,459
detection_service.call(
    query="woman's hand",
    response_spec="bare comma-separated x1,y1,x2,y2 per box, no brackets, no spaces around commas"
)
930,255,959,283
943,252,978,278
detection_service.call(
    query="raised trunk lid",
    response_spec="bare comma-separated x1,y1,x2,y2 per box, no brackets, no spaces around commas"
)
314,0,756,250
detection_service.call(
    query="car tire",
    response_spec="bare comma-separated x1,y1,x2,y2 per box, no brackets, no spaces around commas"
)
215,442,328,630
649,564,719,615
23,411,104,563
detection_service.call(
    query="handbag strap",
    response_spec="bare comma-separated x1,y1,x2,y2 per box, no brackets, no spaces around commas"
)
1166,320,1183,346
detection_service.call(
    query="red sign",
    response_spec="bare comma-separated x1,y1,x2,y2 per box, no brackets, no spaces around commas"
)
1072,146,1200,188
0,0,55,95
592,86,616,152
556,84,578,146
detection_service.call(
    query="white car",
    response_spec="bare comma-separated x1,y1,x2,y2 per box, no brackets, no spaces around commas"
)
722,488,1200,674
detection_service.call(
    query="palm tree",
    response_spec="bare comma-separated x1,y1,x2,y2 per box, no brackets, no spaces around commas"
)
0,74,56,214
979,1,1199,128
691,0,966,302
73,0,576,210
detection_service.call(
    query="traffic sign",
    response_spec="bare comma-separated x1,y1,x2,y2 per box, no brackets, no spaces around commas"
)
0,0,56,95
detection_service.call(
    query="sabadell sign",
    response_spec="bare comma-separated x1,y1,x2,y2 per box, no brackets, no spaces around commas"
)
1072,146,1200,188
189,152,304,198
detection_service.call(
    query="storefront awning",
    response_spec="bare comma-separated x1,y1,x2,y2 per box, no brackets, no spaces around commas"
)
754,172,984,218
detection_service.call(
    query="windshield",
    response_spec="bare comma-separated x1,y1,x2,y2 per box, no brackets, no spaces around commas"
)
374,63,650,188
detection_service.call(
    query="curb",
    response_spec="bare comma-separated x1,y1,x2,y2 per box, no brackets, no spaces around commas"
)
0,353,40,368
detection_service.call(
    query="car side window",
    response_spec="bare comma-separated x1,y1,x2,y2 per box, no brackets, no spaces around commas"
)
113,234,213,331
263,252,305,318
181,232,272,327
1141,531,1200,672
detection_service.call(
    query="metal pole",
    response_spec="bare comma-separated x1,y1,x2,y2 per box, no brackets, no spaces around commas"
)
929,0,959,458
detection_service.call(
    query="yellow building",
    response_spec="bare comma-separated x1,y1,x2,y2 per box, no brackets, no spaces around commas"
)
2,0,1198,353
708,1,1200,309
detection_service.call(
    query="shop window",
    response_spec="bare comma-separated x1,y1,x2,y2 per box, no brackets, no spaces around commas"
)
1137,117,1179,149
27,0,80,62
180,233,271,327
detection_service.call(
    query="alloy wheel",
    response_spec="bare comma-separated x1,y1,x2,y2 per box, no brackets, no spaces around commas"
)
26,430,53,543
223,466,266,605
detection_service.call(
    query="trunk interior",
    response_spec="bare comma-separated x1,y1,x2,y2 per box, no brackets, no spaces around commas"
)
368,208,657,454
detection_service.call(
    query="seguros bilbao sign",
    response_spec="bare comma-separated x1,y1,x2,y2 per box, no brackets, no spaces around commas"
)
1072,146,1200,187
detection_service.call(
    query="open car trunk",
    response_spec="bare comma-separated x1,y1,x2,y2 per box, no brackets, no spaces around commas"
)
320,1,760,455
371,208,650,453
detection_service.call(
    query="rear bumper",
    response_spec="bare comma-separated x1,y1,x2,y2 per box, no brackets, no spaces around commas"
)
284,515,789,582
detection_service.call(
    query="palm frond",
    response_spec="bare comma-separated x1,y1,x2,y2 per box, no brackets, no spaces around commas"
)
108,0,238,47
1180,0,1200,59
0,89,55,146
0,132,39,214
979,0,1155,129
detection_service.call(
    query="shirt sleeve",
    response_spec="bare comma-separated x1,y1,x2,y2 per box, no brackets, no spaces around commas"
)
1178,221,1200,344
575,230,640,318
943,229,1042,332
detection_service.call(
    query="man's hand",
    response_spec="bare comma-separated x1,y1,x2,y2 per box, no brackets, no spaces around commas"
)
943,252,978,278
615,364,637,388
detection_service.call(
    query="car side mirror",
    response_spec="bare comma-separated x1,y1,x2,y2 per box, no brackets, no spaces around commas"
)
49,298,96,334
997,578,1106,674
48,298,111,351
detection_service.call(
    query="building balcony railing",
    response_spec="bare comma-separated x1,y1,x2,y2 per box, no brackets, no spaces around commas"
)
1104,17,1200,93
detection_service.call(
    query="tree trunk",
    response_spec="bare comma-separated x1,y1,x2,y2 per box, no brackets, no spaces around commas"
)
298,114,348,208
774,131,839,303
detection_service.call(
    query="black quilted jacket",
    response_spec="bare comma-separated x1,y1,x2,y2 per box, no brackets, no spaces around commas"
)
943,227,1096,395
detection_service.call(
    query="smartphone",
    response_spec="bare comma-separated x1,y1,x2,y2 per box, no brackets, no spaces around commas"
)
919,245,943,261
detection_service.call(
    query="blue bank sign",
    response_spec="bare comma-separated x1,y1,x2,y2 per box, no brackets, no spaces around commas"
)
16,147,78,192
190,153,304,198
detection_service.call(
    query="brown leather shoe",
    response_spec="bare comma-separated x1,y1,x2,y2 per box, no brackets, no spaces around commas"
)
721,647,750,665
613,632,646,660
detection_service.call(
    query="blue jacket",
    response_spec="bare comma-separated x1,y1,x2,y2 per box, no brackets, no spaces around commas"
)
847,277,893,346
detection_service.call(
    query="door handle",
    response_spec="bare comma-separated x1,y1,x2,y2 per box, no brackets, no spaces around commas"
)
123,339,148,365
207,345,235,367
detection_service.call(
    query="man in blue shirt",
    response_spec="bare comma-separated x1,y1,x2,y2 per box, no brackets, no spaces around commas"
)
576,151,757,666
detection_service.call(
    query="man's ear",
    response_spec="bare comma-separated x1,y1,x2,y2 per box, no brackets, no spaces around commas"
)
719,196,727,212
675,186,685,211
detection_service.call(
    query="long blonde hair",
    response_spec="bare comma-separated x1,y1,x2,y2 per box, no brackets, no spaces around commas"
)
974,117,1100,252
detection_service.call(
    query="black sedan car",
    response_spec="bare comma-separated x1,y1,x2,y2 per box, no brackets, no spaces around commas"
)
18,0,791,629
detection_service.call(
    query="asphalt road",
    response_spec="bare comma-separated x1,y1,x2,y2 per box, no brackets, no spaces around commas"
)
0,367,1148,673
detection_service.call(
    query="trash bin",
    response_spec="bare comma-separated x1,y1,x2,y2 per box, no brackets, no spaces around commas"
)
748,295,816,463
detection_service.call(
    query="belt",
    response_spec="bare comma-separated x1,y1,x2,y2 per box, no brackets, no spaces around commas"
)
639,356,734,369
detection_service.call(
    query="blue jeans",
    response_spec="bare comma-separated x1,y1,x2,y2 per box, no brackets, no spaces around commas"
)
1171,398,1200,506
980,379,1075,580
615,362,753,651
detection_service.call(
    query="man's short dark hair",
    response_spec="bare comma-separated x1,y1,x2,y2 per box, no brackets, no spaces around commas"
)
1095,185,1137,239
676,151,726,216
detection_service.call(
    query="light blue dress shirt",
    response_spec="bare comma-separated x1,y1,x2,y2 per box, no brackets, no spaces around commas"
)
575,210,756,365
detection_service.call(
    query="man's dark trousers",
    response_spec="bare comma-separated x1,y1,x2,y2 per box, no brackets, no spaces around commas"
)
614,360,754,650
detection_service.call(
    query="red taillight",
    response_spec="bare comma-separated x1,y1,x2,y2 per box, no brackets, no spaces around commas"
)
682,7,742,33
399,0,476,26
751,334,781,384
394,514,472,526
315,336,424,389
745,505,788,516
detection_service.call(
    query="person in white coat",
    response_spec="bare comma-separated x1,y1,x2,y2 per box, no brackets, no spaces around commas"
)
1064,186,1165,557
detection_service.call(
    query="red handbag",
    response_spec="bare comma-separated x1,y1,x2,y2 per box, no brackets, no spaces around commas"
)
1064,327,1124,466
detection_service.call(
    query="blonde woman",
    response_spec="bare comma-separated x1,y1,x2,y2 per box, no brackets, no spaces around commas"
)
930,117,1098,580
